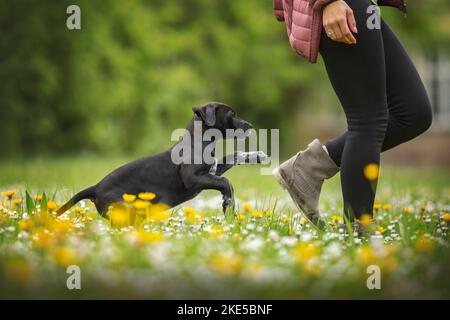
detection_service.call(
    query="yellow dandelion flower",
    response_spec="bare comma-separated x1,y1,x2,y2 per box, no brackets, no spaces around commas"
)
1,190,16,199
237,214,246,221
252,210,263,219
243,203,253,213
363,163,379,181
53,220,72,233
265,211,273,217
135,231,163,244
373,203,381,211
151,211,170,223
109,206,128,227
35,194,43,201
47,201,57,212
357,246,377,265
182,207,197,215
12,198,23,206
184,209,203,224
359,214,373,226
122,194,136,203
209,254,243,276
75,207,84,213
377,226,386,233
32,229,54,249
138,192,156,201
443,213,450,223
82,212,95,221
382,204,392,211
207,225,224,239
148,203,171,222
415,236,434,252
402,207,412,215
294,242,320,263
19,219,34,231
133,199,149,210
282,215,290,222
52,246,79,267
331,215,342,222
149,203,170,214
33,213,53,228
190,213,204,223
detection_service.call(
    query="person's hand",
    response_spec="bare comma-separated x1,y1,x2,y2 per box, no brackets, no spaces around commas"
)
323,0,357,44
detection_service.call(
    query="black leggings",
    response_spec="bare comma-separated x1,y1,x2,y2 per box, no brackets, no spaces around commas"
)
319,0,432,220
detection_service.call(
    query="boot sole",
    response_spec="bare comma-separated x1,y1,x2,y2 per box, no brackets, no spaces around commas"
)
272,167,323,231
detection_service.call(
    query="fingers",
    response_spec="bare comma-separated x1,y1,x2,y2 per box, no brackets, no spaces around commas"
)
325,20,343,42
322,1,358,45
338,16,356,44
347,8,358,34
324,25,333,40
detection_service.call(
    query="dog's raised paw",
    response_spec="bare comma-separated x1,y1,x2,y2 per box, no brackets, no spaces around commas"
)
254,151,268,163
246,151,268,164
235,151,268,165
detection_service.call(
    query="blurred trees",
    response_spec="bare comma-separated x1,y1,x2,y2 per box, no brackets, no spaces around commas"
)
0,0,449,158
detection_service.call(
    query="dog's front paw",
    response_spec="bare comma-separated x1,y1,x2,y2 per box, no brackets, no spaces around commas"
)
222,195,235,214
252,151,268,164
235,151,247,164
237,151,268,164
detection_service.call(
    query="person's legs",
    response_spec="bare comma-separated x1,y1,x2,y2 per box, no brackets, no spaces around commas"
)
319,0,389,220
274,0,433,226
325,18,433,168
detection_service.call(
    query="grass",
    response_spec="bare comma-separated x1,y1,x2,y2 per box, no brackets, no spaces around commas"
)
0,156,449,299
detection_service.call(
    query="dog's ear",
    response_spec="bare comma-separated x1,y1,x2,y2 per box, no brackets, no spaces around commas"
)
192,104,217,126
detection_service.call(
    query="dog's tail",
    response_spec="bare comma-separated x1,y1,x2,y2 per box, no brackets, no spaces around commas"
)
56,185,97,216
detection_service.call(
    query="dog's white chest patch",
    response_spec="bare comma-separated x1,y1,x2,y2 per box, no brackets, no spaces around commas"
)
209,158,218,175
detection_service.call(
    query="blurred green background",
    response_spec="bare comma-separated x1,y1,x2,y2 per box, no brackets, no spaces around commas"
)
0,0,449,161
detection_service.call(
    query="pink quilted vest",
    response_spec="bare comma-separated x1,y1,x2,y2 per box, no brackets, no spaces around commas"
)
273,0,407,63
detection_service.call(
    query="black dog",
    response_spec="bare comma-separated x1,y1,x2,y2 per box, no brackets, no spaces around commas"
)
56,102,267,216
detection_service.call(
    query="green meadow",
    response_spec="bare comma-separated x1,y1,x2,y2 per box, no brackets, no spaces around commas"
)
0,157,448,299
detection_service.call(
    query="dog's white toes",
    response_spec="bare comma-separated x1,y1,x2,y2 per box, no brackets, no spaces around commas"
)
235,151,269,165
245,152,259,164
247,151,268,164
256,151,269,162
235,151,247,164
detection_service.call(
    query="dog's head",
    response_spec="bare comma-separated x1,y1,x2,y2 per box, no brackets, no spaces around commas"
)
192,102,252,135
